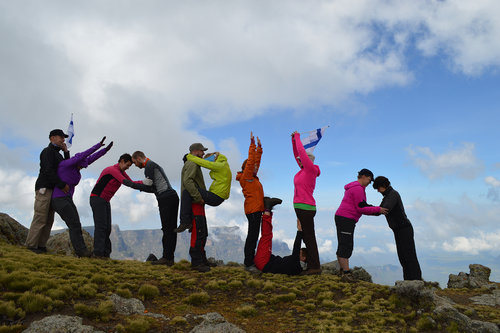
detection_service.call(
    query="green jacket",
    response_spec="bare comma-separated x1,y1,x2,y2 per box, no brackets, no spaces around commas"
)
181,159,206,203
187,153,232,199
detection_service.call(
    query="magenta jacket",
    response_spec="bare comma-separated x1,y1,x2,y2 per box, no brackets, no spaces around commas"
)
52,142,108,199
292,132,320,206
335,181,381,222
90,164,141,202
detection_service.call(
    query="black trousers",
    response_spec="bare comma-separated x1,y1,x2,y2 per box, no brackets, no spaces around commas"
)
90,196,112,257
157,191,179,260
394,224,422,280
52,196,88,255
180,188,224,225
335,215,356,259
243,211,263,267
295,208,320,269
189,208,208,266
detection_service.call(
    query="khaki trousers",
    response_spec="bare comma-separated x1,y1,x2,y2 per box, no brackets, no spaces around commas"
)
25,189,55,248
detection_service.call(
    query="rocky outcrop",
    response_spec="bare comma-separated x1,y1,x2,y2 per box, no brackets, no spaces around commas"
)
190,312,246,333
46,229,93,256
0,212,28,245
448,264,493,288
390,280,434,302
321,260,373,282
109,294,167,320
22,315,104,333
470,289,500,306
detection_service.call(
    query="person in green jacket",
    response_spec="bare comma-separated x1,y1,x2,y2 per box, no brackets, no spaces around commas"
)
175,151,232,232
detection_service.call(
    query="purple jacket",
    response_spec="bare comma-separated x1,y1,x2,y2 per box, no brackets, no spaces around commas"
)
292,133,320,206
335,181,381,222
52,142,108,198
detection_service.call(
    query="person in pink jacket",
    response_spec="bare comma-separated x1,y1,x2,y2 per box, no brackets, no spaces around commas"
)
334,169,388,277
292,131,321,275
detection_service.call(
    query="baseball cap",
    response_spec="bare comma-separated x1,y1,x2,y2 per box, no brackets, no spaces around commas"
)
358,168,374,179
189,143,208,152
49,129,68,138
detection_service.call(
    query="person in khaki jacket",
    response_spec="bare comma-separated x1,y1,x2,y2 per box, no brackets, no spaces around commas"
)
25,129,70,254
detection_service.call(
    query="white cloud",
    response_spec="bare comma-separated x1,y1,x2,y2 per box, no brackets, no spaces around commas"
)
318,239,333,254
443,231,500,255
406,143,484,179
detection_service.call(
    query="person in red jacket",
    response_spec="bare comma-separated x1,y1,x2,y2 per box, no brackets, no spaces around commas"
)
236,132,265,272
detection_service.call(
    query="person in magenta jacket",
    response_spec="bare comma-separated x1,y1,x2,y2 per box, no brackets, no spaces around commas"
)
52,137,112,257
334,169,388,276
292,131,321,275
90,153,145,258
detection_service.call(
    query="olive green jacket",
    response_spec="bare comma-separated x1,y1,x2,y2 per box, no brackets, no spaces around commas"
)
181,159,206,203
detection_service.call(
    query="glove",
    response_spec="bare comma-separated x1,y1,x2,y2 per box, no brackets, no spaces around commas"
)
142,178,153,186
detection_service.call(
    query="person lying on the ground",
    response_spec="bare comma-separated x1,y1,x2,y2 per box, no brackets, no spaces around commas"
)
254,197,308,275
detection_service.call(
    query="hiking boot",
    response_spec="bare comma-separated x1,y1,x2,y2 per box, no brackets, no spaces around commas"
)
264,197,282,211
340,270,356,282
300,268,322,276
191,264,211,273
152,257,175,266
174,223,192,233
77,249,92,258
204,259,217,267
245,265,261,274
27,247,43,254
38,247,48,253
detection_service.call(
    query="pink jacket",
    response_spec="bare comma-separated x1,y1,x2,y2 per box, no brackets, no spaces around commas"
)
292,133,320,206
90,164,141,202
335,181,381,222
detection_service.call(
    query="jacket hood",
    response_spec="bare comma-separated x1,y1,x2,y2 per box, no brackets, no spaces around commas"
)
344,180,362,191
216,153,227,163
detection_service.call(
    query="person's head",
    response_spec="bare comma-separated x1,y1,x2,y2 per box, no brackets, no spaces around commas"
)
49,129,68,147
373,176,390,193
357,168,374,187
189,143,207,158
300,247,308,263
296,153,315,168
131,151,146,168
118,153,133,171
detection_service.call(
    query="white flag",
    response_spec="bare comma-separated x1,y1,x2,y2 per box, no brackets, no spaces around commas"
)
67,114,74,148
300,126,328,153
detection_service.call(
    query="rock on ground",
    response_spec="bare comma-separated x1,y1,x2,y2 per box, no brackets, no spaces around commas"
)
390,280,434,302
109,294,145,315
22,315,104,333
190,312,245,333
448,264,492,288
321,260,372,282
46,229,93,256
0,212,28,245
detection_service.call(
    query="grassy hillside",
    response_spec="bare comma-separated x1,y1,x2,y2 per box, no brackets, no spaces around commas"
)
0,241,498,332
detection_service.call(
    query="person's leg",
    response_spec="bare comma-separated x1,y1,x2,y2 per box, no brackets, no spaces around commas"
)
198,188,224,207
254,212,273,271
52,196,88,256
295,209,320,270
176,189,194,232
395,225,422,280
25,189,53,249
104,201,112,257
335,215,356,272
189,203,209,271
157,192,179,262
91,196,108,257
244,212,263,267
38,203,55,249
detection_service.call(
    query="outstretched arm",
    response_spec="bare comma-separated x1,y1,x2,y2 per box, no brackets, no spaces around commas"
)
186,154,221,171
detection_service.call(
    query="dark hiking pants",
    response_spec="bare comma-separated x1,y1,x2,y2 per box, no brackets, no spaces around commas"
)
157,191,179,260
52,196,88,255
244,211,263,267
90,196,112,257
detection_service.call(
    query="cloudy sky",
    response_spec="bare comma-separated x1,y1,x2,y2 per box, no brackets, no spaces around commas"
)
1,0,499,285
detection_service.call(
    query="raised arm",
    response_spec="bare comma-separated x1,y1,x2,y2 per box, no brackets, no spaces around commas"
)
293,132,315,170
241,135,257,179
255,136,262,173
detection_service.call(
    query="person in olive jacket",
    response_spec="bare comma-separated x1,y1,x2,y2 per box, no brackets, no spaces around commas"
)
25,129,70,253
373,176,422,280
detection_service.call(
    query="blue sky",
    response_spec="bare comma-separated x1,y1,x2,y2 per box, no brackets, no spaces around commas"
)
1,0,499,286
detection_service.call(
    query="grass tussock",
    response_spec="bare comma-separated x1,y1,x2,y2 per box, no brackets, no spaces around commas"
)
74,300,113,321
183,292,210,306
137,284,159,300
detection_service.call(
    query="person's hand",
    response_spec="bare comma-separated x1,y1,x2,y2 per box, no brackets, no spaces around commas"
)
61,142,68,152
198,199,205,205
257,136,261,147
105,141,113,152
62,184,70,193
100,136,106,146
297,219,302,231
182,153,188,163
142,178,153,186
250,131,255,144
379,207,389,215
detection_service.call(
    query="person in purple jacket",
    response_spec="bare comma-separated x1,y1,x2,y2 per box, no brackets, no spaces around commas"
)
52,137,112,257
292,131,321,275
334,169,388,278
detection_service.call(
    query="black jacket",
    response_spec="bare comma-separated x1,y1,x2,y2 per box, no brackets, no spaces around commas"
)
35,143,70,190
380,186,412,230
263,231,303,275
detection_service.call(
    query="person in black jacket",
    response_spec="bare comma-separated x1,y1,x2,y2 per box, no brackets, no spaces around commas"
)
373,176,422,280
124,151,179,266
254,197,307,275
25,129,70,253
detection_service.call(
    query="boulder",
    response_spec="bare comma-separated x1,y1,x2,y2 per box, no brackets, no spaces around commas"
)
0,212,28,245
22,315,104,333
448,264,492,289
191,312,245,333
109,294,145,315
321,261,372,282
390,280,434,302
46,229,93,256
433,304,500,333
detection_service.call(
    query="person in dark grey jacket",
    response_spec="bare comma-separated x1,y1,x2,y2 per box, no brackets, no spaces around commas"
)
373,176,422,280
124,151,179,266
